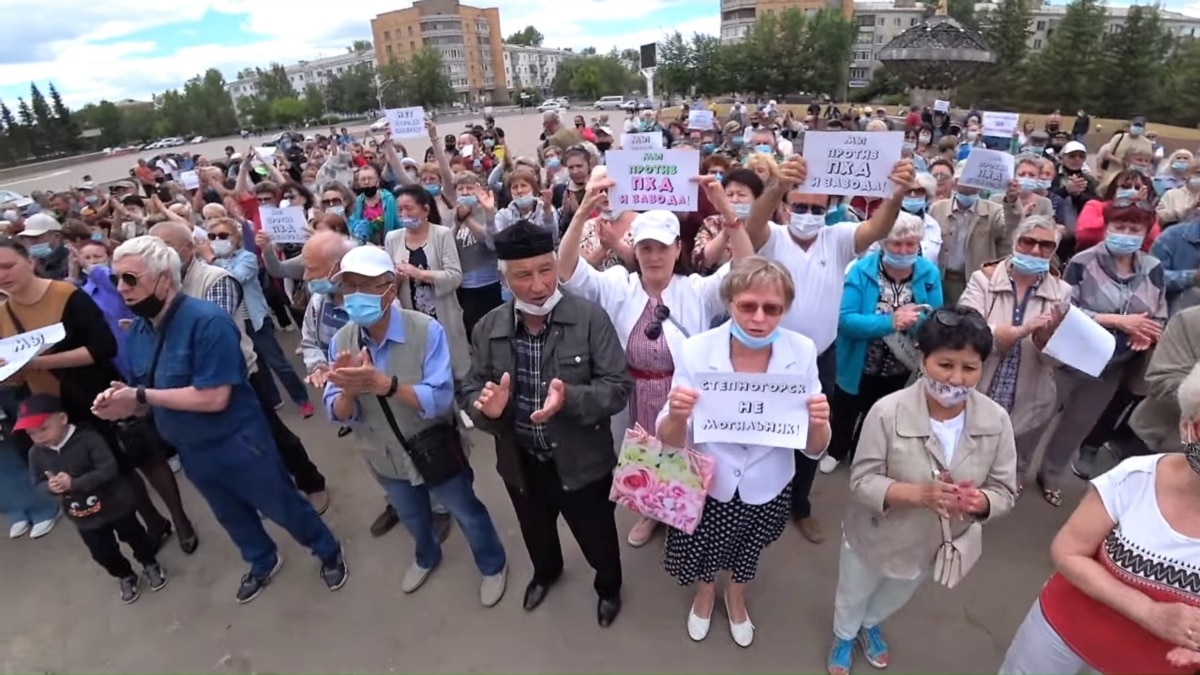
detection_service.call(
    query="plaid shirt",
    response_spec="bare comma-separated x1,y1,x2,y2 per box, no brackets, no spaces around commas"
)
204,275,242,319
511,316,552,460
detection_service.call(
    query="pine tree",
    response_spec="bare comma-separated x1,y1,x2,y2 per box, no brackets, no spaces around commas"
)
963,0,1032,108
1095,6,1173,119
47,82,80,150
28,83,54,154
1024,0,1107,113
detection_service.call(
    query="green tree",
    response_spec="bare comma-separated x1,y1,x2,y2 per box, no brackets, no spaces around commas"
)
850,65,908,103
505,25,544,46
270,97,307,126
1024,0,1107,114
800,10,858,97
960,0,1033,108
552,55,640,99
302,84,326,118
324,62,376,113
1095,6,1173,119
255,63,295,102
1160,38,1200,128
691,34,725,98
180,69,240,137
398,47,456,110
347,40,373,53
655,32,693,97
29,84,53,154
47,83,81,151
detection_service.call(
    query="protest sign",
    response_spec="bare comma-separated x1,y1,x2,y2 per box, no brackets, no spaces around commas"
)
386,107,426,138
605,149,700,212
620,132,663,150
982,111,1019,137
798,131,903,199
178,170,200,190
959,148,1015,192
258,206,309,245
692,372,814,448
688,109,714,130
0,323,65,383
934,99,951,113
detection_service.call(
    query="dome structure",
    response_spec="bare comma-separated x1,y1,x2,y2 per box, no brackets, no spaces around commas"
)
876,16,996,90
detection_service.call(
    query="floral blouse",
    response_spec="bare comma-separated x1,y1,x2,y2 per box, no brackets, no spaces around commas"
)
691,215,730,275
579,216,634,271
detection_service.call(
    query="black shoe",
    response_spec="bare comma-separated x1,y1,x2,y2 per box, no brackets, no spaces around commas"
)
597,596,621,627
236,555,284,604
320,550,348,592
1072,446,1099,480
144,563,168,591
433,511,453,544
179,528,199,555
336,425,352,438
523,579,554,611
370,505,399,538
119,574,141,604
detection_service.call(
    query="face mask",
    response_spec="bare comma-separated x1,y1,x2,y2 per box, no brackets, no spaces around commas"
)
954,192,979,208
788,212,824,240
923,375,972,407
343,292,385,326
83,263,107,275
128,279,166,319
1010,251,1049,275
901,197,926,214
483,139,495,148
1036,179,1053,191
1130,125,1144,136
1172,161,1189,172
307,279,335,295
638,121,652,131
730,320,780,350
326,205,345,218
513,288,563,317
1018,177,1039,193
424,184,442,197
731,202,752,219
1189,177,1200,190
545,157,561,170
1185,443,1200,475
902,142,916,153
85,195,99,205
513,195,536,209
1029,145,1045,153
966,131,978,142
918,134,931,144
1114,188,1138,206
882,251,918,268
596,141,612,152
472,158,482,170
701,143,715,154
713,172,724,183
90,231,105,241
357,185,378,198
305,182,318,192
1105,232,1144,256
457,195,478,208
600,209,615,221
754,144,773,155
211,240,234,257
400,216,421,229
27,243,53,258
731,137,744,147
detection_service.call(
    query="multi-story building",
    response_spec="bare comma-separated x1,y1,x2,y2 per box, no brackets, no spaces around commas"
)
721,0,856,43
224,51,377,107
502,44,570,95
371,0,509,105
980,0,1200,51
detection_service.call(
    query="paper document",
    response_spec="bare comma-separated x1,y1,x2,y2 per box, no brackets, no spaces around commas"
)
1042,306,1116,377
0,323,66,382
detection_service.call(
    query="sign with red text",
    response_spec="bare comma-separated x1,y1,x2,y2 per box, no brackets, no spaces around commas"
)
604,149,700,212
798,131,903,199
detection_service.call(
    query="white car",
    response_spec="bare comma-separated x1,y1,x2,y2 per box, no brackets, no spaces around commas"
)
0,190,33,210
369,117,390,132
538,100,561,113
555,97,570,109
189,136,206,144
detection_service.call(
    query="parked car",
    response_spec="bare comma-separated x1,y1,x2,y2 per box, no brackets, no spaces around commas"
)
554,97,570,109
189,136,206,144
594,95,628,110
369,117,389,132
538,100,561,113
0,190,33,211
621,100,639,111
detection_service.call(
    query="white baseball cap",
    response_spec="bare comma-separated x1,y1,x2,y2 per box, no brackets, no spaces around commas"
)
1062,141,1088,156
332,245,393,280
17,213,61,237
631,210,680,246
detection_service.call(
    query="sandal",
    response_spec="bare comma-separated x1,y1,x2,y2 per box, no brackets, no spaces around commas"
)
1036,477,1062,507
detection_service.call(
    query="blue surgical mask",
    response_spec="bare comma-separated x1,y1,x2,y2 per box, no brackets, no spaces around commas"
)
1105,232,1144,256
1130,125,1145,136
90,231,105,241
954,192,979,208
1036,179,1053,191
1114,188,1137,206
307,279,336,295
701,143,716,154
27,243,53,258
731,202,752,219
1173,161,1189,172
545,157,561,169
343,292,385,326
424,184,442,197
457,195,478,208
1190,177,1200,190
513,195,536,209
1010,252,1049,275
472,158,482,170
729,320,780,350
83,263,107,275
327,205,345,218
754,144,773,155
882,251,918,268
483,139,495,148
400,216,421,229
713,172,724,183
1018,177,1039,193
731,137,744,147
85,195,99,205
901,197,926,214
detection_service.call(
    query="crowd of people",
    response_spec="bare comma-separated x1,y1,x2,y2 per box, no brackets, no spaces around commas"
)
1,100,1199,675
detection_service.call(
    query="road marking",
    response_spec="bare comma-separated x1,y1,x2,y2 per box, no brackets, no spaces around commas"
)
0,169,72,188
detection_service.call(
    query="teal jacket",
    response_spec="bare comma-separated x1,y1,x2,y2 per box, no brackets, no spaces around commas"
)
836,251,943,395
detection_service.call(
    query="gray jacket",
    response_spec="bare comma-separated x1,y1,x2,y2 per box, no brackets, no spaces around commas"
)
460,291,632,492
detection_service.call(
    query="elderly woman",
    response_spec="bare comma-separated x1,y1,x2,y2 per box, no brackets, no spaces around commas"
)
1156,156,1200,227
992,155,1054,221
1153,148,1195,197
692,168,763,275
821,214,942,475
959,215,1072,495
657,256,831,647
827,306,1017,675
998,370,1200,674
1075,168,1162,253
894,173,942,263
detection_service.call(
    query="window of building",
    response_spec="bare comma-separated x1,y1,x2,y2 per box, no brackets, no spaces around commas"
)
384,30,391,40
910,17,918,25
1036,20,1045,31
1033,38,1042,48
877,17,884,25
875,34,883,43
408,25,413,36
894,17,901,25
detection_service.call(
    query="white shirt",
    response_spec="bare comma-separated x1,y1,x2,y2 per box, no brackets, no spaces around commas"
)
757,221,858,353
656,322,823,504
929,411,965,465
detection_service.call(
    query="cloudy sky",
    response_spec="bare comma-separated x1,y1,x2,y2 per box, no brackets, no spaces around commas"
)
0,0,719,110
0,0,1195,110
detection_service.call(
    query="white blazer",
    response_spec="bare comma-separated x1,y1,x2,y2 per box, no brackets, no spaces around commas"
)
655,321,824,505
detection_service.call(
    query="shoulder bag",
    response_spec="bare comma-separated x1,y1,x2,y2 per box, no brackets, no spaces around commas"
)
927,436,983,588
113,296,184,466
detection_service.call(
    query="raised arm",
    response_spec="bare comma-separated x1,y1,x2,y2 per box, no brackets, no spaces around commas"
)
853,160,914,255
557,179,610,283
746,155,806,251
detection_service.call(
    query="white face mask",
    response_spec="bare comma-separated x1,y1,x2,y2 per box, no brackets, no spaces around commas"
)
212,240,234,257
923,375,972,407
787,212,824,240
514,288,563,317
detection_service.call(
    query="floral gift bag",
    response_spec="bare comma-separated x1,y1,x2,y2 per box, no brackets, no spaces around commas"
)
609,425,715,534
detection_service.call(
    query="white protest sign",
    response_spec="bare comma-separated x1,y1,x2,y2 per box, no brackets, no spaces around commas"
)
385,106,426,138
692,372,814,448
799,131,904,199
982,111,1019,137
0,323,65,383
688,109,714,130
258,206,308,245
604,149,700,213
1043,306,1116,378
178,170,200,190
620,132,663,151
934,99,950,113
958,147,1015,192
252,146,277,168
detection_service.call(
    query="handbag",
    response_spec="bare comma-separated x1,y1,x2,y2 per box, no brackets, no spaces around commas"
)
609,425,715,534
933,518,982,589
114,297,184,466
373,396,469,487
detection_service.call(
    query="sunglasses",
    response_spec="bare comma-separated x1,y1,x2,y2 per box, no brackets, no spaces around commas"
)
109,271,143,288
321,198,345,207
1016,236,1057,254
789,204,826,216
208,232,232,241
644,304,671,340
734,300,785,317
932,308,988,331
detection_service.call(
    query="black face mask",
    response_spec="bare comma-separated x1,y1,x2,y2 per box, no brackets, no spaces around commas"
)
356,185,378,198
596,141,612,152
129,279,166,319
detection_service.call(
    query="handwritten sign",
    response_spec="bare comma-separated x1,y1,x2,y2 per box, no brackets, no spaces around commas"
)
934,99,950,113
688,109,714,130
798,131,903,199
258,206,308,245
178,170,200,190
959,147,1015,191
982,111,1019,137
0,323,65,383
692,372,813,448
620,132,663,151
385,106,426,139
604,149,700,212
252,146,277,168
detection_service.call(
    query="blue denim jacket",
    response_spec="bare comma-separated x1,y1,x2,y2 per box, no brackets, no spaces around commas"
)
1149,218,1200,299
211,248,270,331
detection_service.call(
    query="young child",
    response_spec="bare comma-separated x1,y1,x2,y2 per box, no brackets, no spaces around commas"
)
22,394,167,604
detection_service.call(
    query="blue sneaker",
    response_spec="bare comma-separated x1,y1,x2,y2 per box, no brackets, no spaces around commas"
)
858,625,890,668
827,636,855,675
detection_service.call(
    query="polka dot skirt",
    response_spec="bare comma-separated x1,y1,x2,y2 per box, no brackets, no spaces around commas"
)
662,486,792,585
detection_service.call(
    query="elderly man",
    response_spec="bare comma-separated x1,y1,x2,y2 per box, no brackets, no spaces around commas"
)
16,213,69,280
94,236,346,603
462,219,632,626
542,109,582,154
150,221,330,513
323,245,507,604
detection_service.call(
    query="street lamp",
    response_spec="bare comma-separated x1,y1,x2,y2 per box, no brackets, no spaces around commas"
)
374,72,394,111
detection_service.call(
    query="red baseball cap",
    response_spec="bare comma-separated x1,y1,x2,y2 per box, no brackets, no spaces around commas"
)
13,394,64,432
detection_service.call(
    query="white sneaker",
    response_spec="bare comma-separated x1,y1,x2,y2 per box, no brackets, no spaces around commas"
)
687,602,712,641
167,456,182,474
401,561,433,593
8,520,30,539
725,594,754,648
480,565,507,607
819,455,840,474
29,513,59,539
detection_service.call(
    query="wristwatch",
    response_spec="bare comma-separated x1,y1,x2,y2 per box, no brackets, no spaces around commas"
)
384,375,399,398
135,386,147,405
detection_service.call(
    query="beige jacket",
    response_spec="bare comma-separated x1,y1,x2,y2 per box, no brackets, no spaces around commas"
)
989,193,1054,223
930,197,1017,277
1130,305,1200,453
1156,186,1199,226
844,383,1018,579
383,223,470,380
959,257,1073,434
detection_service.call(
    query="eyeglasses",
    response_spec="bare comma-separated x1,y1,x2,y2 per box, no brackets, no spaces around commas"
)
109,271,146,288
207,232,232,241
932,173,952,183
734,301,785,317
339,279,393,294
1016,236,1057,254
644,304,671,340
321,198,345,207
932,308,988,331
789,204,826,216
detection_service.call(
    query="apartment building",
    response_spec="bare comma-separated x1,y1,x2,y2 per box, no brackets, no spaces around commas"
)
225,51,377,106
503,44,571,95
721,0,856,43
371,0,510,104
